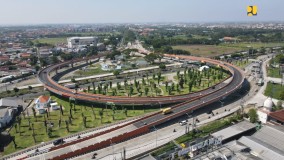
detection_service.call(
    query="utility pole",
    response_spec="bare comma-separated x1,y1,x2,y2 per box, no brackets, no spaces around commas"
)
123,147,126,160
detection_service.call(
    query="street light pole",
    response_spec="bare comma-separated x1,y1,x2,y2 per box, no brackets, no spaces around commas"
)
109,140,115,160
153,126,157,147
185,113,192,133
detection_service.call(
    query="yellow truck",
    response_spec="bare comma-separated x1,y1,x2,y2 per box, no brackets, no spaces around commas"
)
162,107,172,115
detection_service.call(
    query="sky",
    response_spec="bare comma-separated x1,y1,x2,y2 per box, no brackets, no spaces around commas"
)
0,0,283,24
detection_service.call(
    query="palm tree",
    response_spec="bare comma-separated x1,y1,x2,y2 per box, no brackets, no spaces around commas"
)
91,105,96,119
32,107,37,121
12,136,17,148
99,110,103,123
165,81,169,91
157,72,161,84
14,124,18,133
129,86,134,97
83,116,87,128
124,108,128,117
47,127,52,138
144,88,149,96
66,122,69,132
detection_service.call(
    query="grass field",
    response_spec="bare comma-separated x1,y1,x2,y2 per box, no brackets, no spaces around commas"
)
220,42,284,49
172,45,242,57
74,64,111,77
172,42,284,57
232,60,251,69
267,59,283,78
264,82,284,100
0,87,43,99
89,68,229,97
267,67,282,78
33,37,67,45
3,95,158,155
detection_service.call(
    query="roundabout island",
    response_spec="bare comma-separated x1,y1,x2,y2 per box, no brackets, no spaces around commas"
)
38,54,244,106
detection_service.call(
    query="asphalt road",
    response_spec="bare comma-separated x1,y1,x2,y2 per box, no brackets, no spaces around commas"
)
3,55,244,160
133,66,243,128
38,54,236,105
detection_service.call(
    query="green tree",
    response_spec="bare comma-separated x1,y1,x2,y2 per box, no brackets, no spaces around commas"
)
124,108,128,116
113,70,120,77
14,124,18,133
144,87,149,96
32,107,37,121
159,64,166,70
28,86,33,91
83,116,87,128
13,87,19,96
47,127,52,138
165,81,169,91
157,72,162,84
71,78,76,83
129,86,134,97
51,55,59,64
39,58,48,67
144,53,159,64
248,108,258,123
99,110,104,123
29,55,38,66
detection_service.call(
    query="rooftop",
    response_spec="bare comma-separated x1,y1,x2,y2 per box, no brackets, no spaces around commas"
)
253,125,284,152
212,121,256,141
0,108,8,117
269,110,284,122
37,96,50,103
238,136,284,160
0,98,23,108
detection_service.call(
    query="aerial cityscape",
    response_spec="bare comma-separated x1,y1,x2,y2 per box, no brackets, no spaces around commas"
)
0,1,284,160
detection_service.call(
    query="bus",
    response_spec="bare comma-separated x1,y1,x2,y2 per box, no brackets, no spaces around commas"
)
162,107,172,115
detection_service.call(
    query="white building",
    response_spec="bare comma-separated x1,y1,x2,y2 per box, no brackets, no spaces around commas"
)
35,95,51,110
67,37,98,48
0,98,23,128
199,65,209,72
0,108,14,128
257,98,274,124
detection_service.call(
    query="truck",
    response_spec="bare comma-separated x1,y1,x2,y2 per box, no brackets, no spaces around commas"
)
64,83,76,89
162,107,172,115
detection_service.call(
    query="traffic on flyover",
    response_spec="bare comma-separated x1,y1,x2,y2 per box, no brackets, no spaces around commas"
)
16,54,245,160
1,54,244,159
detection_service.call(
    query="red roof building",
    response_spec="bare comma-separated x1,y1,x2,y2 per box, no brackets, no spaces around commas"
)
0,55,10,63
20,53,31,59
269,110,284,125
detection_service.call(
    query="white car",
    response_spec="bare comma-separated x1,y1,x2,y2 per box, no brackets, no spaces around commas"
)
179,120,187,126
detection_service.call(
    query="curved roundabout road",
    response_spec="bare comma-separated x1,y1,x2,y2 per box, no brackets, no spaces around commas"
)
3,54,245,160
38,54,244,106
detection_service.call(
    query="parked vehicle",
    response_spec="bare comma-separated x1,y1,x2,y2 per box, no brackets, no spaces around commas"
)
53,139,64,145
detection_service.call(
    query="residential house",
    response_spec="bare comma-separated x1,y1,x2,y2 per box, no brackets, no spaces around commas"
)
35,95,51,110
0,55,10,64
20,53,31,59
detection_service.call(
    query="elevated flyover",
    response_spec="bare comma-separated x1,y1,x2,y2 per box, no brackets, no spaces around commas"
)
10,54,245,160
38,54,240,105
